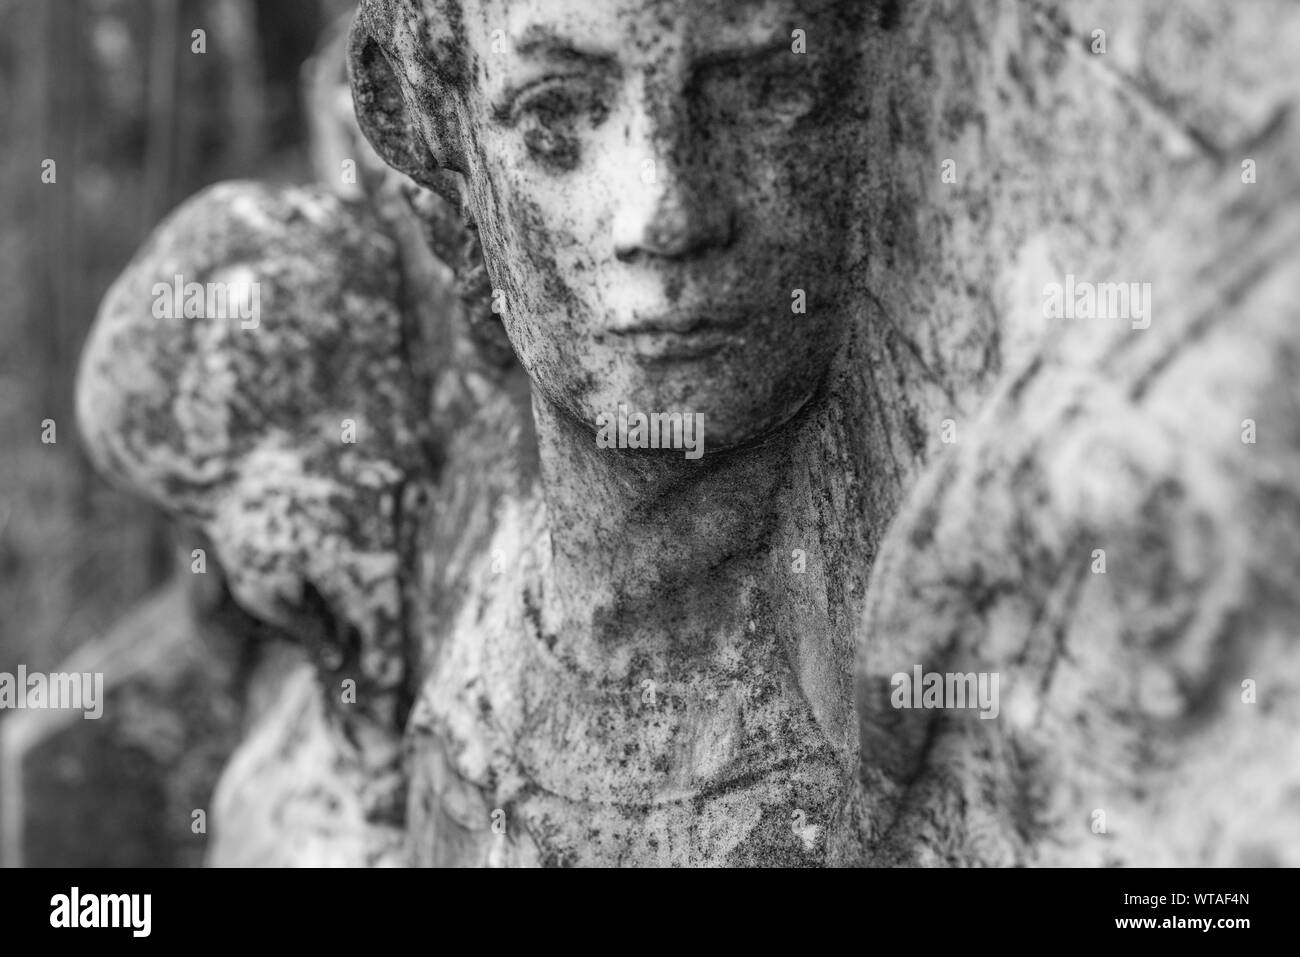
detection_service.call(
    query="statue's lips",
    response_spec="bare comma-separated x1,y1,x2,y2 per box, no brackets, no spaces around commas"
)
606,315,747,361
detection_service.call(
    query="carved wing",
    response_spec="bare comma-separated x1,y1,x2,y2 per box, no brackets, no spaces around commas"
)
857,111,1300,866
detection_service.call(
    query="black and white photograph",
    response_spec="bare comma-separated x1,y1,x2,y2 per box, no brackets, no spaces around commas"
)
0,0,1295,927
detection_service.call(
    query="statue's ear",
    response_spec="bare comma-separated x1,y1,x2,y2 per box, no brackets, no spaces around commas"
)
347,12,467,191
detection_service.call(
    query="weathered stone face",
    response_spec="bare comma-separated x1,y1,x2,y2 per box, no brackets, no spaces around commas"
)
366,0,868,448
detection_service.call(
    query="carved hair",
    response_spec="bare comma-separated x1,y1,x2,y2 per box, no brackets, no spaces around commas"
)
349,0,515,368
350,0,470,185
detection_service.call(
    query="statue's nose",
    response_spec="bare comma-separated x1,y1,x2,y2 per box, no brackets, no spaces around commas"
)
612,156,735,262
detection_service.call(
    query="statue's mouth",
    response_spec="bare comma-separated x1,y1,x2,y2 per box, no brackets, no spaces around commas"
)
606,313,748,361
610,328,740,361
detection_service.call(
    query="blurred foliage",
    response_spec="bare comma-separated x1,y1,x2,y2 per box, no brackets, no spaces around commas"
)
0,0,354,674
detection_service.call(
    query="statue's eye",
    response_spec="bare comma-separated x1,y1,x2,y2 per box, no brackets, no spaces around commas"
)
756,68,818,121
513,81,609,169
695,52,821,125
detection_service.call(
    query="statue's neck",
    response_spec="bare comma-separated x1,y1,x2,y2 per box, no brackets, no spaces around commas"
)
529,387,860,761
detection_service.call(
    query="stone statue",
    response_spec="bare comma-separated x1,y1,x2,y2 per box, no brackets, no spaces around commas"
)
68,0,1300,866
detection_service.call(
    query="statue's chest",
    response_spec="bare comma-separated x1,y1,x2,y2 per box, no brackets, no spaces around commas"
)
406,548,852,866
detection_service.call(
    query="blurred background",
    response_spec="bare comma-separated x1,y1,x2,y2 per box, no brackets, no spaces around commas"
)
0,0,355,865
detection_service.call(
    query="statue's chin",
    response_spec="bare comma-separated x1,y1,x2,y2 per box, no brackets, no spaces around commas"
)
693,386,828,456
535,374,828,464
512,321,845,459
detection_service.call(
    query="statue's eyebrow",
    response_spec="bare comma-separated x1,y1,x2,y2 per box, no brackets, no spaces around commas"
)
490,26,618,122
689,37,795,71
510,25,617,68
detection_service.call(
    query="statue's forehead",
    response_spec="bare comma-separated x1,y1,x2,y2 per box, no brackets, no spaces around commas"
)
459,0,841,53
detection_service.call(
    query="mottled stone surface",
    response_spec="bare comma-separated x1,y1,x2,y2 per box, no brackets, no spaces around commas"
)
71,0,1300,866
